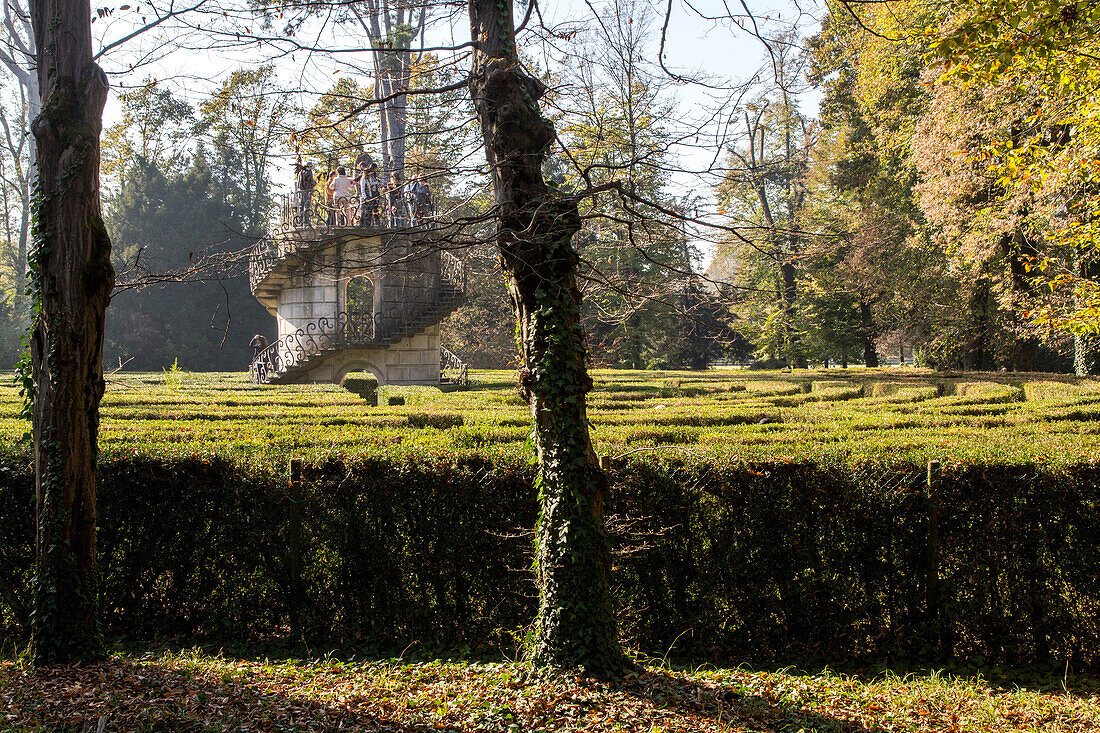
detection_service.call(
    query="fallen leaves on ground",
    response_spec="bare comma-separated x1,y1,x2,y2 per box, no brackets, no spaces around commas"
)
2,650,1098,732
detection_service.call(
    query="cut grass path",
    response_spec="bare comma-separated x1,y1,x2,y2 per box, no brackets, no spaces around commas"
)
2,651,1098,732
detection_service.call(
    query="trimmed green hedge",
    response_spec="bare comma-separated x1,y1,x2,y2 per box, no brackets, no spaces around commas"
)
2,457,1099,668
342,373,378,405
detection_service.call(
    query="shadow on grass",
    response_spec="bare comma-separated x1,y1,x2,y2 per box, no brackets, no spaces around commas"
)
110,636,512,668
9,644,1096,732
0,657,444,733
621,669,885,733
5,653,885,733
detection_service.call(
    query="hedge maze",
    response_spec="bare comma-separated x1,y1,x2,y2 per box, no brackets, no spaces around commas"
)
1,368,1097,465
2,368,1100,668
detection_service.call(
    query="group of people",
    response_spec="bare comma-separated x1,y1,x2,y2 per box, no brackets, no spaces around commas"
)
293,148,435,229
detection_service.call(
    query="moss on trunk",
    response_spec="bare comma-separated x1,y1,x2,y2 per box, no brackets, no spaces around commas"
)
468,0,628,678
28,0,112,666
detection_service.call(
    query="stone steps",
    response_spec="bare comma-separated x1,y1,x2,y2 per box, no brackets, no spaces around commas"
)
262,288,467,384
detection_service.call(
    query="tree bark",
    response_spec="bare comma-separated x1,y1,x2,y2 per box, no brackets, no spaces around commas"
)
29,0,112,665
859,299,878,367
1000,231,1039,372
780,261,806,368
962,276,990,371
468,0,626,677
1075,334,1089,376
1075,248,1091,376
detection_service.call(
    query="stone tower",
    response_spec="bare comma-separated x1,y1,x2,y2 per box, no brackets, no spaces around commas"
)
248,197,467,385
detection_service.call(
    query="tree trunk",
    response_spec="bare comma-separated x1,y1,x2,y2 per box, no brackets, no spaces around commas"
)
29,0,112,665
386,68,409,185
1075,334,1089,376
1000,231,1039,372
625,310,643,369
859,299,878,367
17,184,29,295
359,6,420,187
1075,249,1090,376
0,18,39,296
468,0,626,677
780,261,805,368
962,276,990,371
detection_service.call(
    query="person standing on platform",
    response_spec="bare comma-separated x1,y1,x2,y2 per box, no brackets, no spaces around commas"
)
328,167,355,225
319,170,334,225
414,177,434,223
294,158,315,225
389,174,407,227
360,163,381,227
354,146,375,173
404,177,418,225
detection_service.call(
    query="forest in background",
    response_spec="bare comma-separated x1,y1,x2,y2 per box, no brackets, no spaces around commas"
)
0,0,1097,374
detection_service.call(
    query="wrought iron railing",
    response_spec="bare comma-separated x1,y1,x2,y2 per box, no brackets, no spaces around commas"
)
440,346,469,385
440,250,466,293
248,238,280,293
439,251,465,294
250,304,464,384
250,193,455,293
249,256,467,384
276,190,437,232
250,313,469,386
251,311,353,384
279,192,362,231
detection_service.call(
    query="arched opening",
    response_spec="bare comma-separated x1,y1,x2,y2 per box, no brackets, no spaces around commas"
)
336,362,384,386
344,274,375,342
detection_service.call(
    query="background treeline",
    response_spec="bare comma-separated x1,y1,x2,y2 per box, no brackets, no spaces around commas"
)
2,454,1098,668
1,0,1097,372
709,1,1100,372
0,0,746,372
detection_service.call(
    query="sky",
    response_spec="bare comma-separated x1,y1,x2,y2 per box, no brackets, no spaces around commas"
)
76,0,825,264
88,0,824,136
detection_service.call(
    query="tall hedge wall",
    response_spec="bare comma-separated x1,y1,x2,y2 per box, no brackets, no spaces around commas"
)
2,457,1098,668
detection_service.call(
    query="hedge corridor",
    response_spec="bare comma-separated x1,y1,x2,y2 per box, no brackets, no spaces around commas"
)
1,457,1098,668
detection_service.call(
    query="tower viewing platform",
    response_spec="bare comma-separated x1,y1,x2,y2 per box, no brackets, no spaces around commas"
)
248,194,468,386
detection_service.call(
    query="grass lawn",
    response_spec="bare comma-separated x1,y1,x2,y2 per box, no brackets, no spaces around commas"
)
3,650,1099,732
1,367,1099,466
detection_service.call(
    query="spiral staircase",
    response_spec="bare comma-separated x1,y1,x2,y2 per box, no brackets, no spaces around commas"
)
248,195,468,386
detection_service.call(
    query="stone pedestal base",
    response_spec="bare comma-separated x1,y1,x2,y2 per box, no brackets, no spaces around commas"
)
303,325,442,385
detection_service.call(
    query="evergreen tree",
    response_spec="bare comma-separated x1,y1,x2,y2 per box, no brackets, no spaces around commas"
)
196,67,288,234
104,150,273,370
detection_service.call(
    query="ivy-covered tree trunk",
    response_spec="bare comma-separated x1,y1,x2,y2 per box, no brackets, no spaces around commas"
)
28,0,113,665
468,0,627,677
